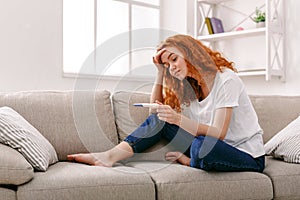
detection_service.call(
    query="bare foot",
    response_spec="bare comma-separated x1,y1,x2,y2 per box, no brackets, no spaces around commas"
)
165,151,191,166
67,142,134,167
67,152,114,167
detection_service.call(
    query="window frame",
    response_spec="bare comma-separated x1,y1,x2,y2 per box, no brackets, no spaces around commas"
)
63,0,161,80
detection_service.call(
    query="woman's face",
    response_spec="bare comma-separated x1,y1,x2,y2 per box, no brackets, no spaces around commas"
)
160,47,189,80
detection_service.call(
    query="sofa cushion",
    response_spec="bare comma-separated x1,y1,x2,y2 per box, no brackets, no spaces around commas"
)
265,115,300,163
127,161,273,200
0,107,58,171
0,187,16,200
250,95,300,143
0,144,34,185
112,91,151,141
264,156,300,199
0,90,118,161
17,162,155,200
112,91,175,162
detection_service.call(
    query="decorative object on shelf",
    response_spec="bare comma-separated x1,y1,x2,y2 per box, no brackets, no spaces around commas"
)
210,17,225,33
252,7,266,28
205,17,214,34
195,0,285,81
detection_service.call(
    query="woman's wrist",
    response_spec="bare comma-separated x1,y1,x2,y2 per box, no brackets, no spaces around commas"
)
176,113,182,127
155,70,163,81
178,115,199,137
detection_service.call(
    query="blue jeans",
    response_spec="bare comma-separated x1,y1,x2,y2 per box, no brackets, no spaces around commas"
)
124,114,265,172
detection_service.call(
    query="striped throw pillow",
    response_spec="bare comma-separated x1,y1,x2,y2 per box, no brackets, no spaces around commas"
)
264,115,300,163
0,107,58,171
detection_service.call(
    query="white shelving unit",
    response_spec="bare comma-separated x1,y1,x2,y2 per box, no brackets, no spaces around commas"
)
194,0,285,81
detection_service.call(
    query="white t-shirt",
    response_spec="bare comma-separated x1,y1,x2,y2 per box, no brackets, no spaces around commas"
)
182,68,265,158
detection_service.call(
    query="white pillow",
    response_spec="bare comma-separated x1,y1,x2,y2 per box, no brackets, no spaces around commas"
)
0,107,58,171
264,115,300,163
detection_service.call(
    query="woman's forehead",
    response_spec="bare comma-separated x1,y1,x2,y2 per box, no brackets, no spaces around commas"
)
161,47,184,61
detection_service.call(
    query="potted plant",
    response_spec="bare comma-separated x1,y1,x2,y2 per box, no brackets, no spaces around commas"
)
252,7,266,28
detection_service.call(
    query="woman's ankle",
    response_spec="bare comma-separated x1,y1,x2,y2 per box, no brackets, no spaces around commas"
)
108,142,134,164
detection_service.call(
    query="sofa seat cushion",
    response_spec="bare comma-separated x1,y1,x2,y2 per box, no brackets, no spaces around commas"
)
263,156,300,199
0,187,16,200
17,162,155,200
127,161,273,200
0,144,34,185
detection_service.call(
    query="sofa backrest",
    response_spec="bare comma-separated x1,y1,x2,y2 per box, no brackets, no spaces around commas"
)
250,95,300,143
0,90,118,161
1,90,299,161
112,91,151,141
112,91,172,161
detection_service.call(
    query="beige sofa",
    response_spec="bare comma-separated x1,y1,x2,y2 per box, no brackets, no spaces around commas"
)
0,90,300,200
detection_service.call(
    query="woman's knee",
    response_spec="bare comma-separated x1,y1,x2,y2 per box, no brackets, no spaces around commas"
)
190,136,223,168
191,136,220,158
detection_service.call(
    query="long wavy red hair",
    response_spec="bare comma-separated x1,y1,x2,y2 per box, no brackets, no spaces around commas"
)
157,34,236,112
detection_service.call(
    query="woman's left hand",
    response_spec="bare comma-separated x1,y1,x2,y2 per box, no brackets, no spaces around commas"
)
156,101,181,126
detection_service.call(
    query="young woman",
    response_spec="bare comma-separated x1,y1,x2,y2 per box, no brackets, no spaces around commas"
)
67,34,265,172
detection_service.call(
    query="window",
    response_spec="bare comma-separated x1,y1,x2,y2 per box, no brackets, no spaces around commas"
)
63,0,161,78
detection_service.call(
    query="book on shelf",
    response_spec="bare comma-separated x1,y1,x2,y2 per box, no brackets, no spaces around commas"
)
210,17,224,33
205,17,214,34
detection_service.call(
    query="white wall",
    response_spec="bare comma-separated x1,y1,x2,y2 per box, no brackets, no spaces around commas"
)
0,0,150,93
0,0,68,92
160,0,194,35
0,0,299,95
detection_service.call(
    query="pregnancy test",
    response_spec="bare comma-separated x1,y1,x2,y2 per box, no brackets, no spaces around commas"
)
133,103,159,108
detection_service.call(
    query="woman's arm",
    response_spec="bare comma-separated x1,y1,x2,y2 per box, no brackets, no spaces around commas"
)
150,49,167,111
157,105,232,140
150,70,164,104
181,107,232,140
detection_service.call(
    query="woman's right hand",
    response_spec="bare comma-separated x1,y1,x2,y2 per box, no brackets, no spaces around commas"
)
153,48,167,72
